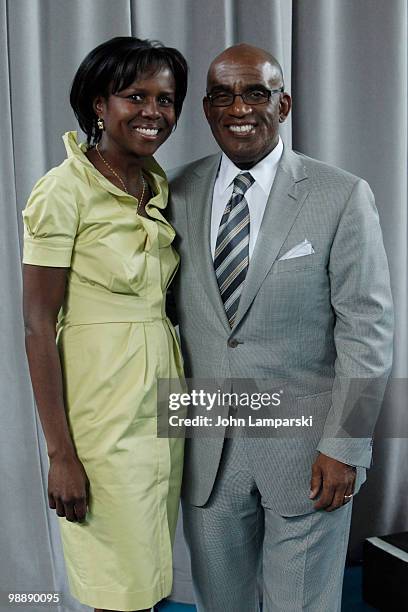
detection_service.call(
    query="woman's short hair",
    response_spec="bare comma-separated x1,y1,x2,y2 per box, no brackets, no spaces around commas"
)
70,36,188,145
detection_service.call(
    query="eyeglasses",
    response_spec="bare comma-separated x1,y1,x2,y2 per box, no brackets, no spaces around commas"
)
206,87,284,107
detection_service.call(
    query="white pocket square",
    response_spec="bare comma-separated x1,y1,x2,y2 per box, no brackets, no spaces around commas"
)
278,239,315,261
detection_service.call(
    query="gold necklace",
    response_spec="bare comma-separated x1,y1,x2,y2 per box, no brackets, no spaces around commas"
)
95,142,128,193
95,143,146,212
137,174,147,213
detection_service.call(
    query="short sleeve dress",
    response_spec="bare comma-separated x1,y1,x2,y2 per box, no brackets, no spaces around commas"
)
22,131,184,611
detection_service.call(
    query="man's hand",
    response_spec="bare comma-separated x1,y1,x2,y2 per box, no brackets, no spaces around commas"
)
48,454,90,522
309,453,356,512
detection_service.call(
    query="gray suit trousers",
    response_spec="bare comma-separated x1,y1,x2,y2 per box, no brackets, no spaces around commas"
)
182,437,352,612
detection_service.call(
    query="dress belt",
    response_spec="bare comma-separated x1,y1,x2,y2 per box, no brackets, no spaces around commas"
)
58,279,167,326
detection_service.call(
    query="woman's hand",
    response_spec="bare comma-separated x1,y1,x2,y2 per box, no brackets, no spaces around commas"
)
48,454,90,522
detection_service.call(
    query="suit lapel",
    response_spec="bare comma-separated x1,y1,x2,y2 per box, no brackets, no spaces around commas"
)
234,148,310,327
185,154,231,332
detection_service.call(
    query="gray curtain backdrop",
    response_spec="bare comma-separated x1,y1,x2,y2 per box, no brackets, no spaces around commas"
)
1,0,406,610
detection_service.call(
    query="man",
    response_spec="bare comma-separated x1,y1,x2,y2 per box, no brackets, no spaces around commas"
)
168,44,393,611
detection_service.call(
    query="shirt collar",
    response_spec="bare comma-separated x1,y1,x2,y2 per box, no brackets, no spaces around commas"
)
62,130,168,211
217,136,284,195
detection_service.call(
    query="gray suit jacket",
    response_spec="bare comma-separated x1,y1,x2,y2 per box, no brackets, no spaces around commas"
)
168,146,393,516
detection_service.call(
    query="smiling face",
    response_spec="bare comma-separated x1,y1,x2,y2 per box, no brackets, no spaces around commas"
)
94,66,176,160
203,46,291,169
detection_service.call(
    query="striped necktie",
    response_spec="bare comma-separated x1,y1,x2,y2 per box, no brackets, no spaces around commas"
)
214,172,254,327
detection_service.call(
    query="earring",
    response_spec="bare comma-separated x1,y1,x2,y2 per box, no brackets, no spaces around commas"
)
97,117,105,130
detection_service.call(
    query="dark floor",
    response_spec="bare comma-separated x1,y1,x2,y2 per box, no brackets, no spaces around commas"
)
157,566,379,611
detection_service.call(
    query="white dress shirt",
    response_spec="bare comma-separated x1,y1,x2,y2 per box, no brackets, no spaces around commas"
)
210,137,284,260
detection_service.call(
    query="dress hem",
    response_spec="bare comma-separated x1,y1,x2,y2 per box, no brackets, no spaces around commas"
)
68,576,172,610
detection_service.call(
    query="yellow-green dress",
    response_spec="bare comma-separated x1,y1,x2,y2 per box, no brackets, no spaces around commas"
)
22,131,184,611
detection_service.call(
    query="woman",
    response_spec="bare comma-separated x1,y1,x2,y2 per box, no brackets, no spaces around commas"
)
22,37,188,612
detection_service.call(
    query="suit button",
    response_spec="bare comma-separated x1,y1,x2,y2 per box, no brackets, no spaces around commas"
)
228,339,239,348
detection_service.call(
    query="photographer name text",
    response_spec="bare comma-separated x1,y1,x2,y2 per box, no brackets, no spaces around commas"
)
168,414,313,428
